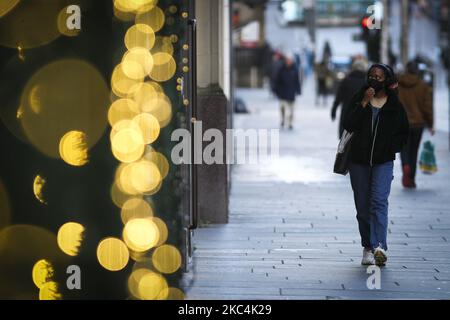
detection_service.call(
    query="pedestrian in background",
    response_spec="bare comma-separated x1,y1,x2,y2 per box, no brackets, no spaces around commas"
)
269,50,284,98
315,60,332,106
331,58,368,138
398,61,434,188
344,63,409,266
274,53,301,130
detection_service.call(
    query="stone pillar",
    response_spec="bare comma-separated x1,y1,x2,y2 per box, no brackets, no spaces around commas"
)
196,0,231,224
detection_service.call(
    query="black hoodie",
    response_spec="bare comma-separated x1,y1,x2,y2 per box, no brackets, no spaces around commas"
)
343,87,410,166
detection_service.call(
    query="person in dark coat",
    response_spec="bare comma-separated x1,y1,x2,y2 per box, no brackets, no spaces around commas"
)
274,54,301,129
343,63,409,267
269,50,284,97
331,59,368,138
398,61,434,188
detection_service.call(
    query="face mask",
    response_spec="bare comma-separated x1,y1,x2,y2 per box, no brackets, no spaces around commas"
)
367,78,385,93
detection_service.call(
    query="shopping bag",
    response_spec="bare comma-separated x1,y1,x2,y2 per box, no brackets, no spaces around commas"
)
419,140,437,174
333,129,354,175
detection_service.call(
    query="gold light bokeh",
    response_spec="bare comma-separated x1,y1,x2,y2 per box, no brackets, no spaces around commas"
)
0,0,20,18
122,47,154,80
138,271,168,300
57,222,85,257
132,90,172,128
20,59,109,158
149,53,176,82
121,198,154,225
32,259,54,289
129,160,162,194
152,245,182,274
97,237,130,271
115,0,158,14
0,225,68,298
125,24,156,50
132,113,160,144
39,281,62,300
59,131,89,167
152,217,169,247
123,218,160,252
144,150,169,179
0,0,64,49
0,178,11,231
108,99,140,127
57,6,81,37
151,36,174,56
135,6,165,32
111,122,146,163
33,174,47,205
111,63,144,98
111,182,141,208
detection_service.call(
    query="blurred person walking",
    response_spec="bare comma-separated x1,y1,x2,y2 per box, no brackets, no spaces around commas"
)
331,59,368,138
269,50,284,98
315,60,332,106
398,61,434,188
274,53,301,130
344,64,409,266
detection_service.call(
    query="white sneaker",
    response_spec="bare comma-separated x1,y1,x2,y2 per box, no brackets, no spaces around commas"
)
361,248,375,265
373,246,387,266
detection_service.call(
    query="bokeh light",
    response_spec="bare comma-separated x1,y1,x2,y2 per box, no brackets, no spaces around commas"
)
152,217,169,247
123,218,160,252
135,6,165,32
122,47,154,80
20,59,109,158
128,268,168,300
97,237,130,272
0,0,20,18
149,53,176,82
57,222,85,256
33,174,47,205
151,36,174,56
144,150,169,179
152,245,182,274
110,120,146,163
138,271,168,300
59,131,89,167
128,160,162,194
111,63,144,98
32,259,54,289
39,281,62,300
132,113,160,144
135,92,173,128
0,1,64,48
125,24,156,50
121,198,154,225
108,99,140,127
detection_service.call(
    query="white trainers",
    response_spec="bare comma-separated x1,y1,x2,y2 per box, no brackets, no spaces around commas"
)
361,248,375,265
373,246,387,266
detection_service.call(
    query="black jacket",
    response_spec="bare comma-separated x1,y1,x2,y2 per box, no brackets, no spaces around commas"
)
274,64,301,102
331,70,367,138
343,87,410,165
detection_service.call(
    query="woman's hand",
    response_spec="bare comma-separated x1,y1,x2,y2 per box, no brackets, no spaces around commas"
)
361,87,375,108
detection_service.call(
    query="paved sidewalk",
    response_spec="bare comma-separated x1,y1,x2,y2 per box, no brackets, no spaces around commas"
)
182,83,450,300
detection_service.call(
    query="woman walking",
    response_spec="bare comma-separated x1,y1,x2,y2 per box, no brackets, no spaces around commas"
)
343,64,409,266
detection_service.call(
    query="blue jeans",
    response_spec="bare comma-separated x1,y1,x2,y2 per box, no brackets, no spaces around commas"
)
349,161,394,251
